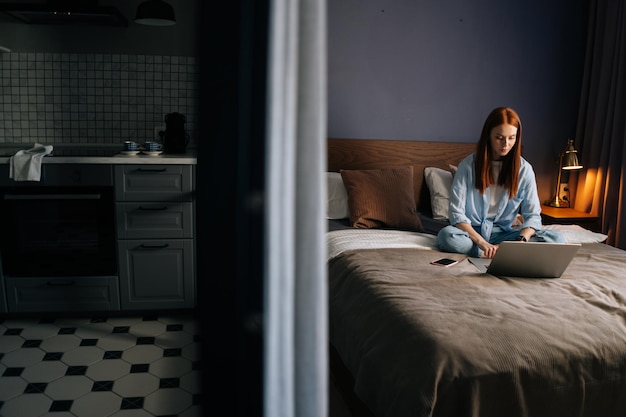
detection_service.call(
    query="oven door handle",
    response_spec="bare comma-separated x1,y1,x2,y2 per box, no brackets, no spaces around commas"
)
4,194,103,200
47,280,75,287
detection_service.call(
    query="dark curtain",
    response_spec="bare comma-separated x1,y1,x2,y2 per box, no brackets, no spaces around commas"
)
197,1,269,416
573,0,626,249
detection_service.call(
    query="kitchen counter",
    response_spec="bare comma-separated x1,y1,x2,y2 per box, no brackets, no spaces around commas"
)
0,144,197,165
0,153,198,165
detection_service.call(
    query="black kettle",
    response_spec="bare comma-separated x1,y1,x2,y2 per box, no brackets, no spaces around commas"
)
162,112,190,153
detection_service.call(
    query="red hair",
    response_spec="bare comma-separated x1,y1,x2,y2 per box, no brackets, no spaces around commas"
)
475,107,522,198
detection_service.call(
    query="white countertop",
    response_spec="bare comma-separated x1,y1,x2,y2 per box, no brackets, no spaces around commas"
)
0,153,197,165
0,144,197,165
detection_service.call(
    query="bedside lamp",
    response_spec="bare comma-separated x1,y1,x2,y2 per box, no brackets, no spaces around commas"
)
545,139,583,208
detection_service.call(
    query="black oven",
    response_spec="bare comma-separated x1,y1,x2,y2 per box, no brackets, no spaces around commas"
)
0,164,117,277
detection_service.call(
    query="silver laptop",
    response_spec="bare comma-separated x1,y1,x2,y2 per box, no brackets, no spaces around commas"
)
468,241,581,278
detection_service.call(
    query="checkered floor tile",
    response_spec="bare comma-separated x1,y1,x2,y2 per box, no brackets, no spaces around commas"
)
0,313,202,417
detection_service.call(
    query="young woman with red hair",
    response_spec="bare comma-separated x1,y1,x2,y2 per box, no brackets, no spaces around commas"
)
436,107,565,258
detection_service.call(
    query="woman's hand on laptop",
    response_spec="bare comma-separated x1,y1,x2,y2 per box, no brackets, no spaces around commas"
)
457,223,499,259
478,241,499,259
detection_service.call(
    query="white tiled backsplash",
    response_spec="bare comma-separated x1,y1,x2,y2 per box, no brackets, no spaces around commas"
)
0,52,197,146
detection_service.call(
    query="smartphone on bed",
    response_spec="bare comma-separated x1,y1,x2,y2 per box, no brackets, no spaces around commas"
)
431,258,459,267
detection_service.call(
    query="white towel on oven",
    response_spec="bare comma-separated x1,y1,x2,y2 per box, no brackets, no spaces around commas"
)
9,143,54,181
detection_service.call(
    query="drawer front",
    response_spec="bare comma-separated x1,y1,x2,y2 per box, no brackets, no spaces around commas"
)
116,202,193,239
114,165,193,201
5,276,121,313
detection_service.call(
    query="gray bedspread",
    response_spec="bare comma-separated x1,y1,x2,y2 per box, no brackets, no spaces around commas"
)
328,243,626,417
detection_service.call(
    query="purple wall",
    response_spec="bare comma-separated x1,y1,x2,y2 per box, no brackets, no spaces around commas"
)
327,0,588,200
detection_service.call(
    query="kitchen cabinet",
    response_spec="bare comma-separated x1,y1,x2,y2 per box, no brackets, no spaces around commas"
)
0,159,196,314
115,164,196,310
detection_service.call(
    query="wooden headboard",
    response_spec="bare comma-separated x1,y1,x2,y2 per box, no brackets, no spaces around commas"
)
327,138,475,212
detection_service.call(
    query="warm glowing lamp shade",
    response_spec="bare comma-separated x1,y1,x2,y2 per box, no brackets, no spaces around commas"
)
545,139,583,208
135,0,176,26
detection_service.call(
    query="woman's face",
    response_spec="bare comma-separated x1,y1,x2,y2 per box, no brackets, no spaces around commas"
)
490,123,517,160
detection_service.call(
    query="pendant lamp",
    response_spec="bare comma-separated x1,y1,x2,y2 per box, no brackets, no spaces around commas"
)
135,0,176,26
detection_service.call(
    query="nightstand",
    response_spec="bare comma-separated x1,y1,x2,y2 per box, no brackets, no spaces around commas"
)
541,205,600,231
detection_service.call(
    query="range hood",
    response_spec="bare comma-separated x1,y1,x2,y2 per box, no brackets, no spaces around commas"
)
0,1,128,27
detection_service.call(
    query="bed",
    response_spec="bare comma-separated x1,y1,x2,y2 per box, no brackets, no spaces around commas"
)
326,138,626,417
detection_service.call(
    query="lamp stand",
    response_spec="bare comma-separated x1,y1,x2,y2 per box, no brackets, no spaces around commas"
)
545,153,569,207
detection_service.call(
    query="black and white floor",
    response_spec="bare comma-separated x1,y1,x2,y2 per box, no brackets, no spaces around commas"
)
0,313,202,417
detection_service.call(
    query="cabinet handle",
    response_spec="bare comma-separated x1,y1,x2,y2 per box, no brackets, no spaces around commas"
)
140,243,169,249
135,168,167,172
138,206,168,211
47,280,75,286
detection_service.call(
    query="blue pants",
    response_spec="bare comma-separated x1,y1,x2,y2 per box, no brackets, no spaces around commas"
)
436,225,566,257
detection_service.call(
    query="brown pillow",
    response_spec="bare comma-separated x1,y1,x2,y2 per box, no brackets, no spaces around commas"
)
340,166,423,231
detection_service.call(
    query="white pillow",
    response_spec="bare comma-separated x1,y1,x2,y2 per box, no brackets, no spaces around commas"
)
543,224,608,244
424,167,453,221
327,172,350,219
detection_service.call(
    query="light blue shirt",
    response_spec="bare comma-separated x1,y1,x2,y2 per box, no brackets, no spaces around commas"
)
448,153,543,240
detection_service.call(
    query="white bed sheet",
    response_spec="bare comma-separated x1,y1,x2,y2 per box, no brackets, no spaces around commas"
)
327,224,607,261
